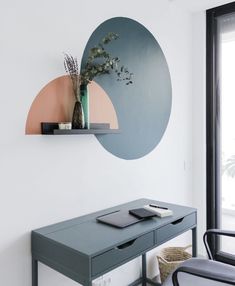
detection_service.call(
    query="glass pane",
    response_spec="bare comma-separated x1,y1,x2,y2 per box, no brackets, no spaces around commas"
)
219,13,235,255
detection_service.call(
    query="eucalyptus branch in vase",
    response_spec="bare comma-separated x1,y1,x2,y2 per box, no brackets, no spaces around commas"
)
80,32,133,86
63,32,133,129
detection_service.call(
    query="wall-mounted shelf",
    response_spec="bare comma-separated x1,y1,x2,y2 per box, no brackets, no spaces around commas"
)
41,122,119,135
54,129,119,135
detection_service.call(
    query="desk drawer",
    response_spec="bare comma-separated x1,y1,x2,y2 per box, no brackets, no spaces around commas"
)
155,213,196,245
91,231,154,276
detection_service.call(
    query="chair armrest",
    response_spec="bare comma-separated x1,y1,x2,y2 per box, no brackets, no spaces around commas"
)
172,265,235,286
203,229,235,260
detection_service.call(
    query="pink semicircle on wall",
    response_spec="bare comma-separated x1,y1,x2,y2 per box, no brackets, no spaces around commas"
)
25,75,119,134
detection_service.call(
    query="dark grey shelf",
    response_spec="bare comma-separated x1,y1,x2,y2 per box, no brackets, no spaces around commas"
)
41,122,119,135
54,129,119,135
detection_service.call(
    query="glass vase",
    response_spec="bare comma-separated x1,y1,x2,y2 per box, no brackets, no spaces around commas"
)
80,84,90,129
72,101,85,129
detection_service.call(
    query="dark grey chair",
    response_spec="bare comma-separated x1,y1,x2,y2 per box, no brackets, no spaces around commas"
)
163,229,235,286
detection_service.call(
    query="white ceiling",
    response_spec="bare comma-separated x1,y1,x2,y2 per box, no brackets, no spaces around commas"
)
170,0,235,12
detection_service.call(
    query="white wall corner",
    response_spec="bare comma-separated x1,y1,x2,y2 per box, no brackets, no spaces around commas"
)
192,10,207,255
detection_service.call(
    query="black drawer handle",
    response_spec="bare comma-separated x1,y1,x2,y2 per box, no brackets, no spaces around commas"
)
116,239,137,250
171,218,184,225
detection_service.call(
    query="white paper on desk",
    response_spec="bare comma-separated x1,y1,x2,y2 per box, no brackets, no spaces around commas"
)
143,205,173,218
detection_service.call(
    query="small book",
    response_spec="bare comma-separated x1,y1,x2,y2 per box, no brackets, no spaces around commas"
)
129,208,156,219
143,205,173,218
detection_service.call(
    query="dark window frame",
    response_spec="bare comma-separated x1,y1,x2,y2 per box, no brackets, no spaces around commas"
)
207,1,235,265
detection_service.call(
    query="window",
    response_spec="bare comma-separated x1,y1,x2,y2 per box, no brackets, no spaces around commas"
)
207,2,235,264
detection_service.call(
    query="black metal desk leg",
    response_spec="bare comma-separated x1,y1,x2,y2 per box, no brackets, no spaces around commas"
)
32,258,38,286
192,227,197,257
142,253,147,286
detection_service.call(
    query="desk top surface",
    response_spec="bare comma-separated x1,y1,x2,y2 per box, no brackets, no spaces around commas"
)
33,198,196,257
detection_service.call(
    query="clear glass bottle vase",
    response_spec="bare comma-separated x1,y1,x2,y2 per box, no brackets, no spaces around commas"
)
80,84,90,129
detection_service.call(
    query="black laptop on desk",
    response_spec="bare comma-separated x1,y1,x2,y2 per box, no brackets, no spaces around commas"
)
96,208,156,228
96,210,143,228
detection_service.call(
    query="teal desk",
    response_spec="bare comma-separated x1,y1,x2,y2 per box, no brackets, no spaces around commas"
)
31,198,197,286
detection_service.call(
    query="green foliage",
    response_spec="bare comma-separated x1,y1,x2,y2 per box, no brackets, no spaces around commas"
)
80,32,133,86
223,155,235,178
64,32,133,101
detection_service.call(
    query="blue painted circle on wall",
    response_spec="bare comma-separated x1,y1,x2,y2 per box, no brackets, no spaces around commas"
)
81,17,172,160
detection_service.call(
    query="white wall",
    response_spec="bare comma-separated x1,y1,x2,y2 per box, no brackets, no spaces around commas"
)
0,1,194,285
192,11,207,255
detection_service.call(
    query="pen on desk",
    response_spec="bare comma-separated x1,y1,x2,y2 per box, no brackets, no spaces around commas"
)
149,204,168,210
